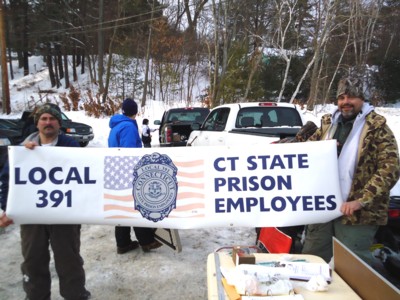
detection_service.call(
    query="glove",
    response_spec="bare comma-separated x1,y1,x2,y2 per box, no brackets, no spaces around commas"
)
293,121,318,142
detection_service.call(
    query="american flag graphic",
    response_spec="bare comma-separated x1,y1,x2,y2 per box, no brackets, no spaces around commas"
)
103,155,206,220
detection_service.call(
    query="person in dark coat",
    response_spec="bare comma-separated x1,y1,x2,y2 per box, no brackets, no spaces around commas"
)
0,103,91,300
0,155,9,214
108,98,162,253
301,77,400,265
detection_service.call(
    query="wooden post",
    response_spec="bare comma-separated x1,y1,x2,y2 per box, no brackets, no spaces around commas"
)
0,0,10,114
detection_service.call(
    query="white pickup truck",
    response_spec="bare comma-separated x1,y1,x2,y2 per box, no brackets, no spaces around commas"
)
187,102,305,147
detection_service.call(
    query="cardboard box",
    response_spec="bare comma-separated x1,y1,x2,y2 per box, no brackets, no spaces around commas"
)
232,246,256,265
333,238,400,299
172,133,181,142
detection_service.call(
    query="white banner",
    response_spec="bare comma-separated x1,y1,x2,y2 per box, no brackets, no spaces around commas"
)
6,140,342,229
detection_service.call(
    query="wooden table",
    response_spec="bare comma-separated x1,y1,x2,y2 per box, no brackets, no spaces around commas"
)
207,252,361,300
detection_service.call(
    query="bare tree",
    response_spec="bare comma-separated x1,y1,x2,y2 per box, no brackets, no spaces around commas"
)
243,48,263,100
303,0,338,108
307,0,384,109
350,0,383,67
271,0,298,102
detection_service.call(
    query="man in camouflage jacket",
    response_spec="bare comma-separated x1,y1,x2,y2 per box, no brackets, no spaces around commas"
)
301,77,400,265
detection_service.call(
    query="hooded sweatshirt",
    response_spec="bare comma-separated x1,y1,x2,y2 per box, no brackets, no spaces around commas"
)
326,103,374,201
108,114,142,148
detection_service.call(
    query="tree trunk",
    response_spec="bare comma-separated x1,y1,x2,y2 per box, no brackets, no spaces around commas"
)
16,50,23,68
4,0,13,81
81,52,85,75
63,53,70,88
54,55,60,88
278,55,291,102
244,50,263,100
103,53,113,103
56,44,64,80
76,48,81,66
22,1,29,76
7,45,13,80
46,43,56,87
97,0,104,92
72,47,77,81
86,53,95,83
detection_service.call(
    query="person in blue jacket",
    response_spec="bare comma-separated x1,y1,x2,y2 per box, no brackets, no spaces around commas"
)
0,103,91,300
108,98,162,253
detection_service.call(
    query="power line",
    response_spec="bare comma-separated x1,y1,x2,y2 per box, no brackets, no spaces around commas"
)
13,4,166,38
7,0,219,40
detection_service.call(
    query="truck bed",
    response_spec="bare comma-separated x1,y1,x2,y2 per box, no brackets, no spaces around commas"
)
155,107,210,147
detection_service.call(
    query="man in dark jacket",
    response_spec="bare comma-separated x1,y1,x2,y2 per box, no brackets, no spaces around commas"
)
108,98,162,253
0,155,9,214
0,103,90,300
301,77,400,265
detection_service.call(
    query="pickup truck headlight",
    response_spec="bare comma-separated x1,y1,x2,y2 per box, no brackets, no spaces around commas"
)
0,137,11,146
65,128,76,133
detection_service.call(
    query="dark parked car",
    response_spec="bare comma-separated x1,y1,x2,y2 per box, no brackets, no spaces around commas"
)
388,196,400,233
0,110,94,147
0,125,23,146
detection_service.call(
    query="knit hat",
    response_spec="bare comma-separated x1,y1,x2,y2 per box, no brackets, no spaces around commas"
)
336,77,365,100
34,103,62,125
122,98,138,116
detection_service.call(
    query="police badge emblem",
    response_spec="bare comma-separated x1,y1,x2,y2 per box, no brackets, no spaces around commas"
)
132,152,178,222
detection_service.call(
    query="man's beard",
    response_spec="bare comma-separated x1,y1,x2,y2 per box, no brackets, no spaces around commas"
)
340,106,357,119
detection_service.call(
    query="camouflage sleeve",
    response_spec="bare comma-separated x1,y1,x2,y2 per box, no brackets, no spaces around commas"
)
307,114,332,142
293,121,318,142
277,121,318,143
306,127,322,142
356,124,400,207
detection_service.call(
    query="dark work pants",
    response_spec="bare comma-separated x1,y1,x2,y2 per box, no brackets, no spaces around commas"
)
115,226,156,247
302,218,378,265
20,224,87,300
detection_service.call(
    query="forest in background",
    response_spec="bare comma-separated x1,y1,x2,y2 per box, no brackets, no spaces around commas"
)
1,0,400,115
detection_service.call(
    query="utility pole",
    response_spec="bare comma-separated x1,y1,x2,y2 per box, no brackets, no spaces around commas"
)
0,0,10,114
98,0,104,94
141,0,155,109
